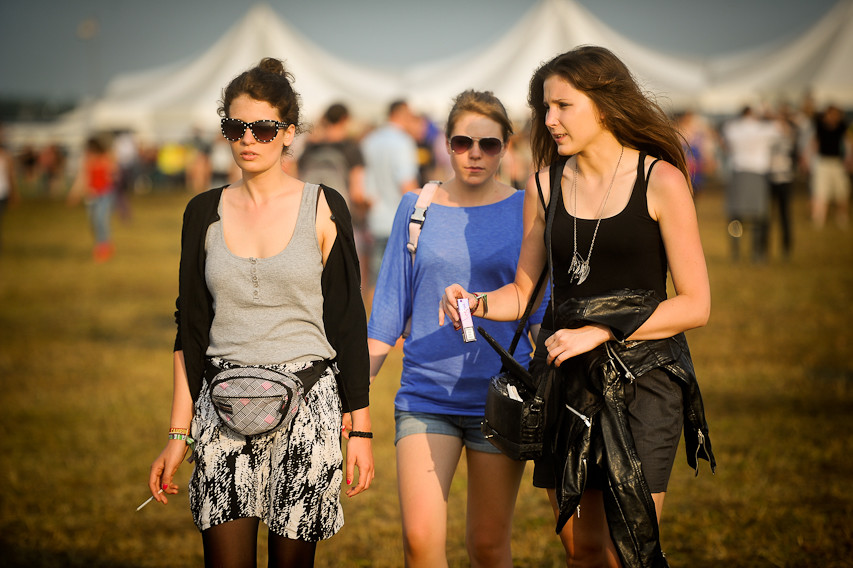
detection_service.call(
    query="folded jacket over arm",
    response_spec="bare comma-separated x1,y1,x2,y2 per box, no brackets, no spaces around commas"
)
537,289,715,568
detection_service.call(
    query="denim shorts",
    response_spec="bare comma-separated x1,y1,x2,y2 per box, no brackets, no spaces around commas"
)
395,409,500,454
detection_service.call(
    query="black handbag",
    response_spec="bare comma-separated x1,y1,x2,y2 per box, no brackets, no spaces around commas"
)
479,327,551,461
479,159,563,460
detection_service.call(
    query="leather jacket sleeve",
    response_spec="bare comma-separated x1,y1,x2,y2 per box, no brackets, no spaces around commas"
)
555,288,662,341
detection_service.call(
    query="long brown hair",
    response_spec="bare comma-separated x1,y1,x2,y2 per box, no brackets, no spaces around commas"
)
528,46,690,191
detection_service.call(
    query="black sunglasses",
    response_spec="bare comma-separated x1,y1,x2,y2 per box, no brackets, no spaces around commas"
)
221,117,289,143
449,135,504,156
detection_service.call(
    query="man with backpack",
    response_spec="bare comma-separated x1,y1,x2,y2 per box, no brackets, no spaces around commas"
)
298,103,370,283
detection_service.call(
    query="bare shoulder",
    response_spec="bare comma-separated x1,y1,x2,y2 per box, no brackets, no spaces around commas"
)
646,159,692,221
646,158,686,190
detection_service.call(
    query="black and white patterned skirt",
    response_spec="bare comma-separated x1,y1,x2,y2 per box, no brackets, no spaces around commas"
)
189,358,344,541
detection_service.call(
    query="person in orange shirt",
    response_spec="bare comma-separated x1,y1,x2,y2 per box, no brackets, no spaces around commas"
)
68,136,117,262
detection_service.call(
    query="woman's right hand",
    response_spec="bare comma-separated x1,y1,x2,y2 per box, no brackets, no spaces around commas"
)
148,440,190,505
438,283,473,329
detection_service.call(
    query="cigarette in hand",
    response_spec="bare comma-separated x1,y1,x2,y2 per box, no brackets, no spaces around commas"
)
136,489,164,511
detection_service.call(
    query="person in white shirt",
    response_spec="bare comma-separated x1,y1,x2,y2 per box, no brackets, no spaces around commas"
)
361,100,420,285
722,106,782,262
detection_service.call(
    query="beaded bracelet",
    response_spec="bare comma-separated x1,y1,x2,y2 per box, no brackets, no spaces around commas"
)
168,433,196,462
168,433,193,442
348,431,373,439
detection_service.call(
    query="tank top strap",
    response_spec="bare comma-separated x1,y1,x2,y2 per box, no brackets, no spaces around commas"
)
290,183,320,247
625,152,663,212
644,154,661,185
298,183,319,226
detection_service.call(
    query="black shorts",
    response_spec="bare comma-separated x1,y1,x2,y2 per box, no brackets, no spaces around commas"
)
533,366,684,494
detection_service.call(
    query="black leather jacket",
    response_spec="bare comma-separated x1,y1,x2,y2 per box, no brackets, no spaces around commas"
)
534,289,715,568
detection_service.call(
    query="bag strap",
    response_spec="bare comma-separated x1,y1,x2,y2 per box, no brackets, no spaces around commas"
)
506,267,547,355
294,360,329,394
535,169,547,211
406,181,441,257
503,158,566,356
402,181,441,338
545,157,568,332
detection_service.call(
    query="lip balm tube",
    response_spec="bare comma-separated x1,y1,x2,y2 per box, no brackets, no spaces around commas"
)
457,297,476,343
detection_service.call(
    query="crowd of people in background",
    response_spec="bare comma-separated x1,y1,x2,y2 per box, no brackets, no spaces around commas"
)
672,98,851,264
717,99,851,263
0,94,851,268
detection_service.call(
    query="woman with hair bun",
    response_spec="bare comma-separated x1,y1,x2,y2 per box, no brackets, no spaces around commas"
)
147,58,374,567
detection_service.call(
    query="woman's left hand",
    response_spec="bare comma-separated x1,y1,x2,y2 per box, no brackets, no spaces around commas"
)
344,436,374,498
543,324,613,366
341,412,352,437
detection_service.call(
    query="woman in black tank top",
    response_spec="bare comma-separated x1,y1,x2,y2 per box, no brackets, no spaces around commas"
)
440,46,711,567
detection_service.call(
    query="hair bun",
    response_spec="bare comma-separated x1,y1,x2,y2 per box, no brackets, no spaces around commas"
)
258,57,286,75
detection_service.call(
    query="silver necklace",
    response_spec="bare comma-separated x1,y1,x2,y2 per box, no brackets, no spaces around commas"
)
568,146,624,285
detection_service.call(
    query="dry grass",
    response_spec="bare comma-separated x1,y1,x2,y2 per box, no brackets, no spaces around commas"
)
0,182,850,567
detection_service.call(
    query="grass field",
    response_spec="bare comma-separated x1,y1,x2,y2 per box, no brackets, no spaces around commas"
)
0,182,851,567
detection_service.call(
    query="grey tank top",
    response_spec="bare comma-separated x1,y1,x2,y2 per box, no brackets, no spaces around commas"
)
204,183,336,365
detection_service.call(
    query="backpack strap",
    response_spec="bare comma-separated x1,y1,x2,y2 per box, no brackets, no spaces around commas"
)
407,181,441,257
402,181,441,338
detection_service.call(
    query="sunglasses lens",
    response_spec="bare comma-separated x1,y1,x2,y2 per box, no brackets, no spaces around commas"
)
450,136,473,154
250,121,278,142
221,119,281,142
450,135,502,156
479,138,503,156
221,118,245,141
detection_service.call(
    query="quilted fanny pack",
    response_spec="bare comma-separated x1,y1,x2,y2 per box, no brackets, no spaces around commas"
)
208,360,328,437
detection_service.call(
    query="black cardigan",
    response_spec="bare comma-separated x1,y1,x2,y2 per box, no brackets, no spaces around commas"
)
173,184,370,412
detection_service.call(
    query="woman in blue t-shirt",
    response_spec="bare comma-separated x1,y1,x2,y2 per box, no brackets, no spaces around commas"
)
367,90,544,567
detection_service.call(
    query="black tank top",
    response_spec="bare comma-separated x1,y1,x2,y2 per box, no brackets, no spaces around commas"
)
549,152,667,311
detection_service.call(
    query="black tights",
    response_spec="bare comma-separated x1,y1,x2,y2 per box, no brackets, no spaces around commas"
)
202,518,317,568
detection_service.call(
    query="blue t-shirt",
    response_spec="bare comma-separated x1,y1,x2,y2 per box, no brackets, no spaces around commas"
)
368,190,548,416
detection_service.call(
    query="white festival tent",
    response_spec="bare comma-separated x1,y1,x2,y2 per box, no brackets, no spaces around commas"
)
55,0,853,146
403,0,853,119
58,4,401,145
400,0,709,121
697,0,853,113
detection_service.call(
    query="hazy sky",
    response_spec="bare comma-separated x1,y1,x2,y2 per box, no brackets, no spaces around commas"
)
0,0,841,101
